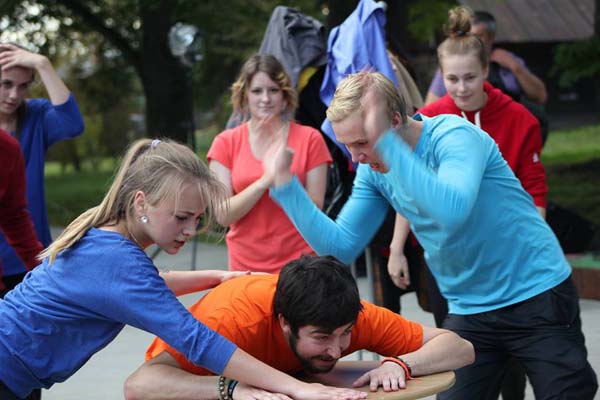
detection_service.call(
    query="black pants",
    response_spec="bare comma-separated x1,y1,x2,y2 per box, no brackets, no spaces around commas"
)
371,241,426,314
1,271,28,298
425,266,526,400
0,380,40,400
425,266,527,400
438,277,598,400
423,263,448,327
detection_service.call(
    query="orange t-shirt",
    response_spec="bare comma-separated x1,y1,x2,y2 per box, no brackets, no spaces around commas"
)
145,275,424,375
207,122,332,273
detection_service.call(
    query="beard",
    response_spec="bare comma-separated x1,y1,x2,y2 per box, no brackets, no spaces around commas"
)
288,333,338,374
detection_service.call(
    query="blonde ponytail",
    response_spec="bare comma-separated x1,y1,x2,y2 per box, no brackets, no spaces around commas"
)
39,138,226,264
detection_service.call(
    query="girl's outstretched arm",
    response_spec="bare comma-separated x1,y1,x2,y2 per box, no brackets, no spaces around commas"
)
159,270,251,296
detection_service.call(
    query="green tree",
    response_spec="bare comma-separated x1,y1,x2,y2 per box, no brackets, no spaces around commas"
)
552,37,600,88
551,0,599,88
1,0,322,145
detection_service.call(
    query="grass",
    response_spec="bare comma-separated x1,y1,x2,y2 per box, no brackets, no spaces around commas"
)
44,124,600,231
45,159,116,227
542,125,600,165
542,124,600,228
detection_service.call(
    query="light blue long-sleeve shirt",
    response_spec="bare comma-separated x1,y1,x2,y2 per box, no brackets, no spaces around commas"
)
271,114,570,315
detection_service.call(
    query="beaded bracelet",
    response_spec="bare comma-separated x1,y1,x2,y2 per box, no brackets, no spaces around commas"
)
381,356,413,380
217,375,230,400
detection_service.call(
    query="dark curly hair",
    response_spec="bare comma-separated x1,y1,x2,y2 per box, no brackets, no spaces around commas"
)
273,255,363,336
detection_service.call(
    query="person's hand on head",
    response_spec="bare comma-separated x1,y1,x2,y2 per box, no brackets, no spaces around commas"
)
0,43,47,71
489,48,518,72
352,361,408,392
362,90,393,148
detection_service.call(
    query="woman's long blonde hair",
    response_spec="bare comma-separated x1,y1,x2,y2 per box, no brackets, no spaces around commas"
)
39,138,226,264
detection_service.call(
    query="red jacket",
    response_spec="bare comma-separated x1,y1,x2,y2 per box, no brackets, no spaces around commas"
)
0,131,43,290
418,82,547,208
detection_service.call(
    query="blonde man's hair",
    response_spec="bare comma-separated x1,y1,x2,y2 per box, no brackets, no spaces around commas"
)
39,138,226,264
326,71,407,125
437,6,489,70
230,54,298,117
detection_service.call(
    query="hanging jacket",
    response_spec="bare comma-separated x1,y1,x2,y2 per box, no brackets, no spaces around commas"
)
225,6,327,130
259,6,328,88
319,0,398,163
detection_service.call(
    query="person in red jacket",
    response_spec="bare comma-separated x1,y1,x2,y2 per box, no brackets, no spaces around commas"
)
0,130,43,297
387,6,548,400
418,81,546,211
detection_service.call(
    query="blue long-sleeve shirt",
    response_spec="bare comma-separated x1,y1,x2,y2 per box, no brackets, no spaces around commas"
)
271,114,570,315
0,228,236,397
0,94,85,276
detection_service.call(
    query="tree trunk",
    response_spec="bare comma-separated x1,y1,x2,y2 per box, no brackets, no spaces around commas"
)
596,0,599,36
139,1,195,148
69,140,82,171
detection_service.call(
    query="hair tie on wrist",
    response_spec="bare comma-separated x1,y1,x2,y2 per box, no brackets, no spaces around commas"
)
227,379,238,398
382,356,413,380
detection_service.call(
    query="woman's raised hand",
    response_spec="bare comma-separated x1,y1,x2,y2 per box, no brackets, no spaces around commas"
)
262,130,294,188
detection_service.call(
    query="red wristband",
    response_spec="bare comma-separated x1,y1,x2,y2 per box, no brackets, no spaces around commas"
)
382,357,413,380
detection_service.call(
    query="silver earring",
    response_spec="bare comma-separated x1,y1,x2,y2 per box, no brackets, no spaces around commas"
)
140,215,149,224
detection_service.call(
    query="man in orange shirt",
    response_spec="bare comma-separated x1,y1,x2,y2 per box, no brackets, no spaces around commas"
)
125,256,474,399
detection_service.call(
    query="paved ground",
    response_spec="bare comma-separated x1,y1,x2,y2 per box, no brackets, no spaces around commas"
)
42,239,600,399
